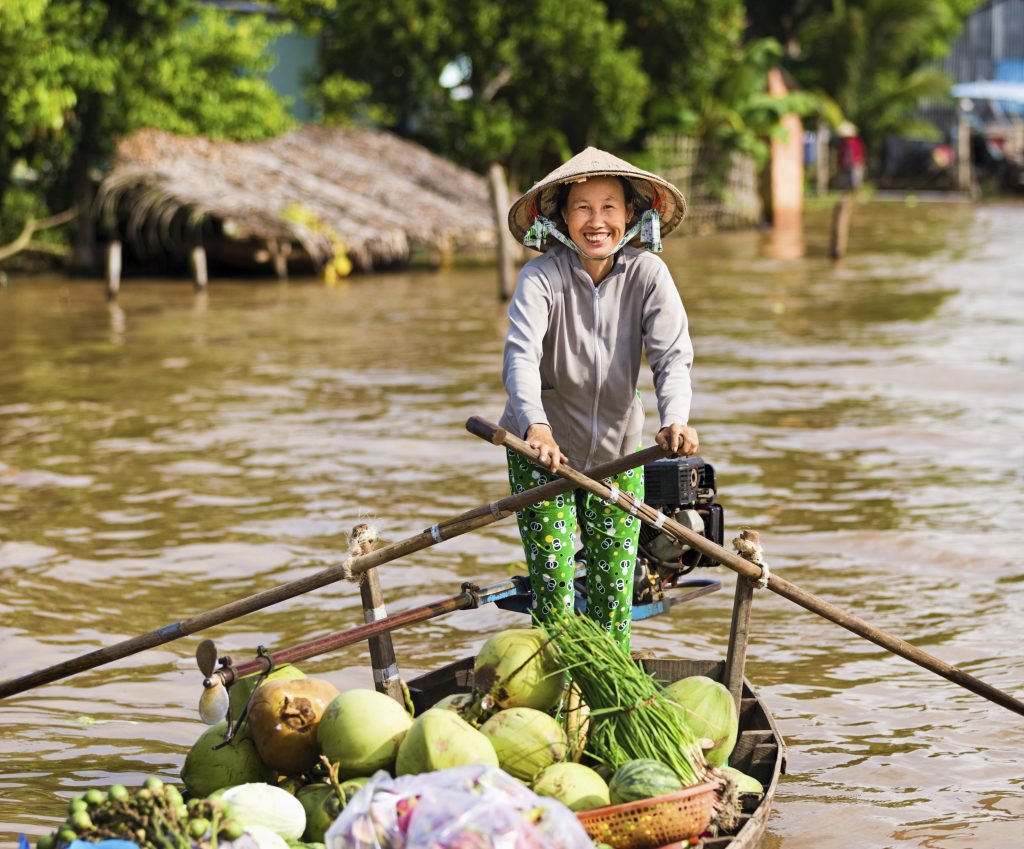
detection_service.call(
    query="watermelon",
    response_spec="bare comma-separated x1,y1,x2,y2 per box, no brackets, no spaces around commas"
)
608,759,684,804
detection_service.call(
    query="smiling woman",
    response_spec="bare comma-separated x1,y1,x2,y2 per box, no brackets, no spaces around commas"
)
498,147,699,652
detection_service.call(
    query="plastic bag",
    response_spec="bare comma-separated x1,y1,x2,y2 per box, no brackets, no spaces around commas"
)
325,765,594,849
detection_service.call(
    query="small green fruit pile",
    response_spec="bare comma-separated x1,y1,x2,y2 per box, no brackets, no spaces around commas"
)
38,778,244,849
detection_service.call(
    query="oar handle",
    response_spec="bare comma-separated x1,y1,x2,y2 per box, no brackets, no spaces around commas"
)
476,419,1024,719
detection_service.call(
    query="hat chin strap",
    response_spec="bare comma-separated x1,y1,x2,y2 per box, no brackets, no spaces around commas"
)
522,209,662,257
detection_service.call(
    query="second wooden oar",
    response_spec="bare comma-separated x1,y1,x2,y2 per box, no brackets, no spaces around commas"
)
469,416,1024,719
0,443,668,700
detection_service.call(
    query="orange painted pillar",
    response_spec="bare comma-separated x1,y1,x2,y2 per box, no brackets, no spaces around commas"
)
768,69,804,231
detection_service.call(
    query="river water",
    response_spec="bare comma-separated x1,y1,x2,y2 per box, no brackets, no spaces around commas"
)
2,199,1023,848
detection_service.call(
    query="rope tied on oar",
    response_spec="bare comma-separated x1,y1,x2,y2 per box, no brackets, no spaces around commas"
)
343,522,380,583
733,529,771,589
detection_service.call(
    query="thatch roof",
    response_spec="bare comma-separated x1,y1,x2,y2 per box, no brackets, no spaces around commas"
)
96,126,497,272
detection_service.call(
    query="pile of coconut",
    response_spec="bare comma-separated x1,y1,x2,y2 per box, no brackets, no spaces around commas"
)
180,627,752,844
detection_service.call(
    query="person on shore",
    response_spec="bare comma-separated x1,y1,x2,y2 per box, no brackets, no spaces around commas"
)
500,147,698,652
838,122,866,191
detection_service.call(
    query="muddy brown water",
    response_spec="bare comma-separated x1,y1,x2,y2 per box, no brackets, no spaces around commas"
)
2,200,1023,848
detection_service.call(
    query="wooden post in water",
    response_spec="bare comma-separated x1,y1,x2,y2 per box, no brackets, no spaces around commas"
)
190,244,208,291
957,103,973,194
816,120,830,196
488,162,517,301
106,240,122,301
830,194,853,260
352,525,405,704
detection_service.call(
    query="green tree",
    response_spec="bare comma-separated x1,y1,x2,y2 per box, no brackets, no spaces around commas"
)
744,0,977,159
281,0,650,183
0,1,294,265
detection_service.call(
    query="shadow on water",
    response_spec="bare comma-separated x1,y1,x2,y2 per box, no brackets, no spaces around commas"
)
2,199,1024,846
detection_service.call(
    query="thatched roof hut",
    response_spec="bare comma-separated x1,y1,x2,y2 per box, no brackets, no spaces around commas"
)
96,126,497,274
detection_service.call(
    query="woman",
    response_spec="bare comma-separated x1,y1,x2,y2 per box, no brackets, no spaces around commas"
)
500,147,698,652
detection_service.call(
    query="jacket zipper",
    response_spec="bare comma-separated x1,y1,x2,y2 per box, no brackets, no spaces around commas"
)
585,285,602,467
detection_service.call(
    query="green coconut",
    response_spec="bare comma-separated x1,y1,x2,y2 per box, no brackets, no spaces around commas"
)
720,765,764,795
432,692,478,715
531,762,611,811
395,708,499,776
479,707,568,783
317,688,413,778
228,664,307,739
473,628,565,711
663,675,738,767
297,784,343,842
181,721,277,798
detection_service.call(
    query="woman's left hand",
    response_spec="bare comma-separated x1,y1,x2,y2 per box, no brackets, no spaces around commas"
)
657,424,699,456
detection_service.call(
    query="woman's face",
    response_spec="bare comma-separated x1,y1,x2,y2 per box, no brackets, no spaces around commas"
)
563,177,632,259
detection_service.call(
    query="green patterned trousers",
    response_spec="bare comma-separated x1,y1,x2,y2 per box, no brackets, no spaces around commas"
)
506,449,645,653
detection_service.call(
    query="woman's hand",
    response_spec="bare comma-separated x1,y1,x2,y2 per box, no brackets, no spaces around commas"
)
657,424,699,457
526,423,567,471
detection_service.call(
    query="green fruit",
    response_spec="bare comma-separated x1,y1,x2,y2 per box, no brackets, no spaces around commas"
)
83,789,105,807
608,759,684,804
57,828,77,844
298,784,341,842
479,707,568,783
220,820,245,841
317,689,413,778
395,708,498,775
37,835,54,849
108,785,129,802
473,628,565,711
70,811,92,832
180,720,277,798
67,797,87,815
531,762,611,811
188,818,210,840
663,675,738,768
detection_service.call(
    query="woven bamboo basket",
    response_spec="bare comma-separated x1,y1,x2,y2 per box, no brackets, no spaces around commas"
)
575,781,717,849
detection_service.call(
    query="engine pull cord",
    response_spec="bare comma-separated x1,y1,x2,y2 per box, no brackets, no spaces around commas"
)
732,529,771,588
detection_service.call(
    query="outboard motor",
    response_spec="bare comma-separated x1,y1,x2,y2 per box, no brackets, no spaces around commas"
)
632,456,724,604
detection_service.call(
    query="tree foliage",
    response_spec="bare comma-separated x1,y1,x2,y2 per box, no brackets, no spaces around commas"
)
0,1,294,253
744,0,978,156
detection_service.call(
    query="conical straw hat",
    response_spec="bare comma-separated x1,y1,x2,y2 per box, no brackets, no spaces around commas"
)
508,147,687,251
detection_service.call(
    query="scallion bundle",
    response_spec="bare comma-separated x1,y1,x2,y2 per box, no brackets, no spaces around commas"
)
548,612,708,786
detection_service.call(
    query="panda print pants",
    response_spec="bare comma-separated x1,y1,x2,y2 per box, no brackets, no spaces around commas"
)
506,448,645,653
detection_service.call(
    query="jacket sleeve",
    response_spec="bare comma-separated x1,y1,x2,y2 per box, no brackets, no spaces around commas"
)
502,266,551,437
641,259,694,428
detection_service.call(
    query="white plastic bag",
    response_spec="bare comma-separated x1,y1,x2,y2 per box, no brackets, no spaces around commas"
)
325,765,594,849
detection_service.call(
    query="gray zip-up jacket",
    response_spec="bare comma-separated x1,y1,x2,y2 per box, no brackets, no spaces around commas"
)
500,245,693,470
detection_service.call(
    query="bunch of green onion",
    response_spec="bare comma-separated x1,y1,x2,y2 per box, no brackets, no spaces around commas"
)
548,612,708,786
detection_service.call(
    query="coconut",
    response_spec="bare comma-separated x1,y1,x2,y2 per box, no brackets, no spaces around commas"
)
248,677,340,775
479,707,568,783
473,628,565,711
720,765,764,795
181,721,277,798
229,664,307,739
432,692,478,715
663,676,738,767
395,708,499,775
316,688,413,778
531,762,611,811
297,784,343,842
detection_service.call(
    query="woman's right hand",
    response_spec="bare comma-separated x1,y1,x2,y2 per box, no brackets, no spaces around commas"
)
526,423,567,472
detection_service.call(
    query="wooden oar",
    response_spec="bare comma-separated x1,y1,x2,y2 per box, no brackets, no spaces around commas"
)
468,416,1024,719
0,442,669,700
